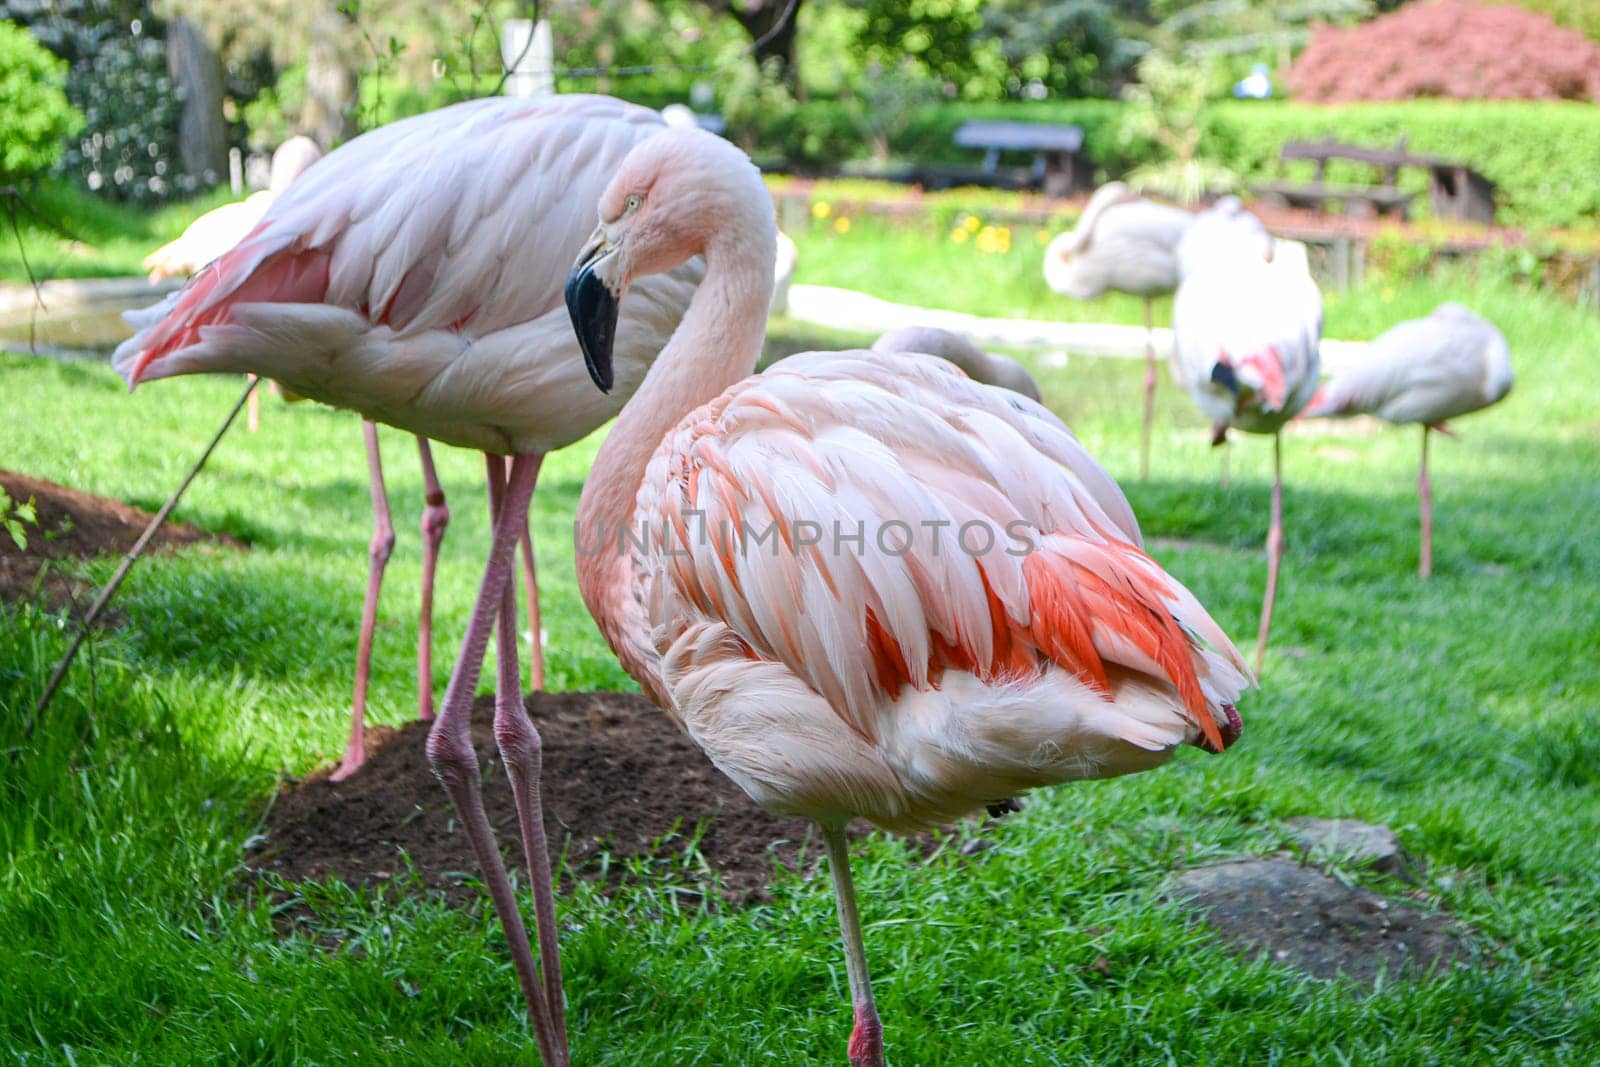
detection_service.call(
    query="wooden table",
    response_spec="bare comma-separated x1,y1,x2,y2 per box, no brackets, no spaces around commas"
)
951,120,1087,197
1256,137,1496,223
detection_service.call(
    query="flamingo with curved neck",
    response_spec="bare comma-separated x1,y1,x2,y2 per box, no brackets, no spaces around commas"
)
567,129,1250,1065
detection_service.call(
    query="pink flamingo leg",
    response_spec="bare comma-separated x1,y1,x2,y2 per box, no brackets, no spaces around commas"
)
332,419,395,782
1419,425,1433,579
487,455,566,1054
424,453,565,1066
1139,295,1156,481
415,437,450,721
1253,432,1284,674
519,499,545,692
822,824,885,1067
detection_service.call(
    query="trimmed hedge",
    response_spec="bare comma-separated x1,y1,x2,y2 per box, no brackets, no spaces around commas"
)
740,97,1600,229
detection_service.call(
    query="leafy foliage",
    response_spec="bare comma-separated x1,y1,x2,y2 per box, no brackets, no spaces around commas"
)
1120,50,1235,203
3,0,204,204
0,486,38,550
0,22,83,186
976,0,1148,98
1289,0,1600,103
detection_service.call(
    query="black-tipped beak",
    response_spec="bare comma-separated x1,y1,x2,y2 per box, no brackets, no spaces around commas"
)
565,243,620,394
1210,361,1239,394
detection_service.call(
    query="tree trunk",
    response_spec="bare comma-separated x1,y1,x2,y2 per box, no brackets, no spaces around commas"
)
705,0,803,92
166,16,227,183
302,6,359,149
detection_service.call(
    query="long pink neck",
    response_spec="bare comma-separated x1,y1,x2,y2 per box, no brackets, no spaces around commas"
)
576,229,773,647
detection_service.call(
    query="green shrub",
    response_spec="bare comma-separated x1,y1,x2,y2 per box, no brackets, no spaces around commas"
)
753,96,1599,229
5,1,198,205
0,22,83,186
894,98,1145,175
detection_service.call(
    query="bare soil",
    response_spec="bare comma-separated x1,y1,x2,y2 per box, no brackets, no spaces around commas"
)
0,469,238,614
1173,857,1475,984
247,690,835,907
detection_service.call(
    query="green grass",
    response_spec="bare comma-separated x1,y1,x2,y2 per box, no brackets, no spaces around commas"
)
2,250,1599,1063
0,181,241,283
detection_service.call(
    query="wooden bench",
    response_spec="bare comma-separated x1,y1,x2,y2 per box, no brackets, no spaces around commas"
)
1251,179,1416,219
950,120,1087,197
1253,137,1496,223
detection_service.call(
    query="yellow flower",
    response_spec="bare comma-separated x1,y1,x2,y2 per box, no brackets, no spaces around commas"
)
976,225,1011,255
963,214,981,232
1035,229,1050,245
812,201,832,219
951,227,969,243
833,216,851,234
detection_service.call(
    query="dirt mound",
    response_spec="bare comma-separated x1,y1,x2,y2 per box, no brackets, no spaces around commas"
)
1174,858,1474,984
0,469,237,612
248,690,837,906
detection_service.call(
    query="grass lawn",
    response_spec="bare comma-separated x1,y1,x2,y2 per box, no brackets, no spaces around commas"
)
2,248,1598,1063
0,182,242,284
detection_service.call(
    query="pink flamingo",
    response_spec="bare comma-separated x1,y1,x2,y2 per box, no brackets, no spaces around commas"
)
870,325,1042,401
1170,205,1322,673
137,133,484,778
144,150,559,782
1044,182,1193,479
1303,303,1513,577
564,128,1250,1066
114,94,705,1065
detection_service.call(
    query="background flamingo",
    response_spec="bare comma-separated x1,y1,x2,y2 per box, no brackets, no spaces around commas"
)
115,94,706,1066
565,128,1249,1067
871,325,1041,400
1043,181,1192,479
1171,203,1322,672
1303,303,1513,577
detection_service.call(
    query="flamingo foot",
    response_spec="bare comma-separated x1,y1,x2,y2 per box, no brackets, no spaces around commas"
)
848,1004,886,1067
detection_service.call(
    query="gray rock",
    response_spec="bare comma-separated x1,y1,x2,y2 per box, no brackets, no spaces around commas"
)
1172,857,1472,984
1286,817,1414,879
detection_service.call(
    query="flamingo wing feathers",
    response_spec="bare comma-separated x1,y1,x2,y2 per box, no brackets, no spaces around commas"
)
634,351,1247,753
120,95,668,385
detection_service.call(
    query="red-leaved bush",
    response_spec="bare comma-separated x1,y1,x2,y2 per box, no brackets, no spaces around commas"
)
1288,1,1600,103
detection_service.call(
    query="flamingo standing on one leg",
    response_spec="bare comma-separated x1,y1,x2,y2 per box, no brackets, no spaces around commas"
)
564,128,1250,1067
114,94,705,1064
1302,303,1513,577
870,326,1042,401
1044,182,1192,479
1170,205,1322,674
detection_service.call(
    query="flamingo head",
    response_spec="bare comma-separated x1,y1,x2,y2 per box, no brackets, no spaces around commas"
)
566,128,773,392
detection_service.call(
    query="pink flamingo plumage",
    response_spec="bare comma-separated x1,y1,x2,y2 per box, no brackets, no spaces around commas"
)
1302,302,1513,577
1170,205,1322,673
564,129,1250,1066
1044,182,1193,479
136,132,494,777
115,94,706,1065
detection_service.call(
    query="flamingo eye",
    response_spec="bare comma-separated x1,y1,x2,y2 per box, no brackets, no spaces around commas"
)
624,194,642,213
